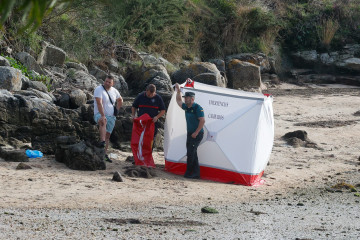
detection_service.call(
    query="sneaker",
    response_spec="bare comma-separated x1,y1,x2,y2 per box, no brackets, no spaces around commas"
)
104,154,112,163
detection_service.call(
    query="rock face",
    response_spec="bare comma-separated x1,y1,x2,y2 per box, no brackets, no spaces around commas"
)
38,42,66,67
0,66,22,91
15,52,44,75
0,89,99,154
226,59,261,89
55,138,106,171
292,44,360,74
0,148,29,162
172,62,226,87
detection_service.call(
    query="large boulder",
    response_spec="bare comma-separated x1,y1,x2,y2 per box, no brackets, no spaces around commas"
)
113,74,128,95
15,52,45,75
226,59,261,89
226,53,271,73
172,62,226,87
67,69,98,91
0,66,22,91
55,139,105,171
38,42,66,67
127,64,171,93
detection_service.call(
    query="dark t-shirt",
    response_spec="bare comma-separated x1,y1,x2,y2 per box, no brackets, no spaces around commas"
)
132,92,166,118
182,102,204,134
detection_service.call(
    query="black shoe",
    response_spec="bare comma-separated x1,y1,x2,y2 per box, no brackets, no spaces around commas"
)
104,154,112,163
98,141,106,148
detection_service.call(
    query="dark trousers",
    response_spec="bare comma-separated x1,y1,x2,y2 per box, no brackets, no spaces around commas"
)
184,131,204,178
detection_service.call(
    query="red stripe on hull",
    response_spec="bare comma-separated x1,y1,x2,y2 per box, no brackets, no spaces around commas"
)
165,160,264,186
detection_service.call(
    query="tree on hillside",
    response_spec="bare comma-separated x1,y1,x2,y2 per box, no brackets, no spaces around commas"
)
0,0,70,31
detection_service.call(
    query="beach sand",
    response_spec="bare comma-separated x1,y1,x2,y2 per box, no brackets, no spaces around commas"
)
1,83,359,239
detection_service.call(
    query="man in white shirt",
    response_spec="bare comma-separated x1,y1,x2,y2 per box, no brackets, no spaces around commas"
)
93,75,123,162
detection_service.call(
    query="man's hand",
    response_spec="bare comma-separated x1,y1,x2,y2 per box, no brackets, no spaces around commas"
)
99,116,107,126
175,83,180,92
191,131,198,138
153,116,158,123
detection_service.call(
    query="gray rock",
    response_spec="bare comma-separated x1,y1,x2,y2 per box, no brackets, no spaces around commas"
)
339,58,360,71
0,90,98,154
23,80,48,92
15,52,45,75
0,148,29,162
226,60,261,89
113,74,128,95
55,140,106,171
208,59,226,73
193,73,225,87
15,88,54,102
38,42,66,67
89,66,107,81
69,89,87,108
65,62,88,73
16,162,32,170
0,66,23,91
112,171,124,182
67,69,98,91
0,56,10,66
54,92,70,108
226,53,271,73
172,62,222,84
106,58,119,72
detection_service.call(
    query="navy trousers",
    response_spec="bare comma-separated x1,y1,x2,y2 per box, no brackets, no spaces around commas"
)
184,131,204,178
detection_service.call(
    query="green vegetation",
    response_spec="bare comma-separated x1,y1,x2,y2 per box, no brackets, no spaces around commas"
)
3,55,51,91
1,0,360,63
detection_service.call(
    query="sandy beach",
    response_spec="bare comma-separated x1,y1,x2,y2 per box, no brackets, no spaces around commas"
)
1,83,360,239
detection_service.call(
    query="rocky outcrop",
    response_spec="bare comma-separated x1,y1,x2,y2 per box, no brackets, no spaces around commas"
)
38,42,66,67
226,59,261,89
15,52,45,75
292,44,360,74
0,89,99,154
172,62,226,87
55,138,106,171
0,66,22,91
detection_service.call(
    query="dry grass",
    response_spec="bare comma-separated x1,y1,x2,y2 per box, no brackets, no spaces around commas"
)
317,18,339,50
